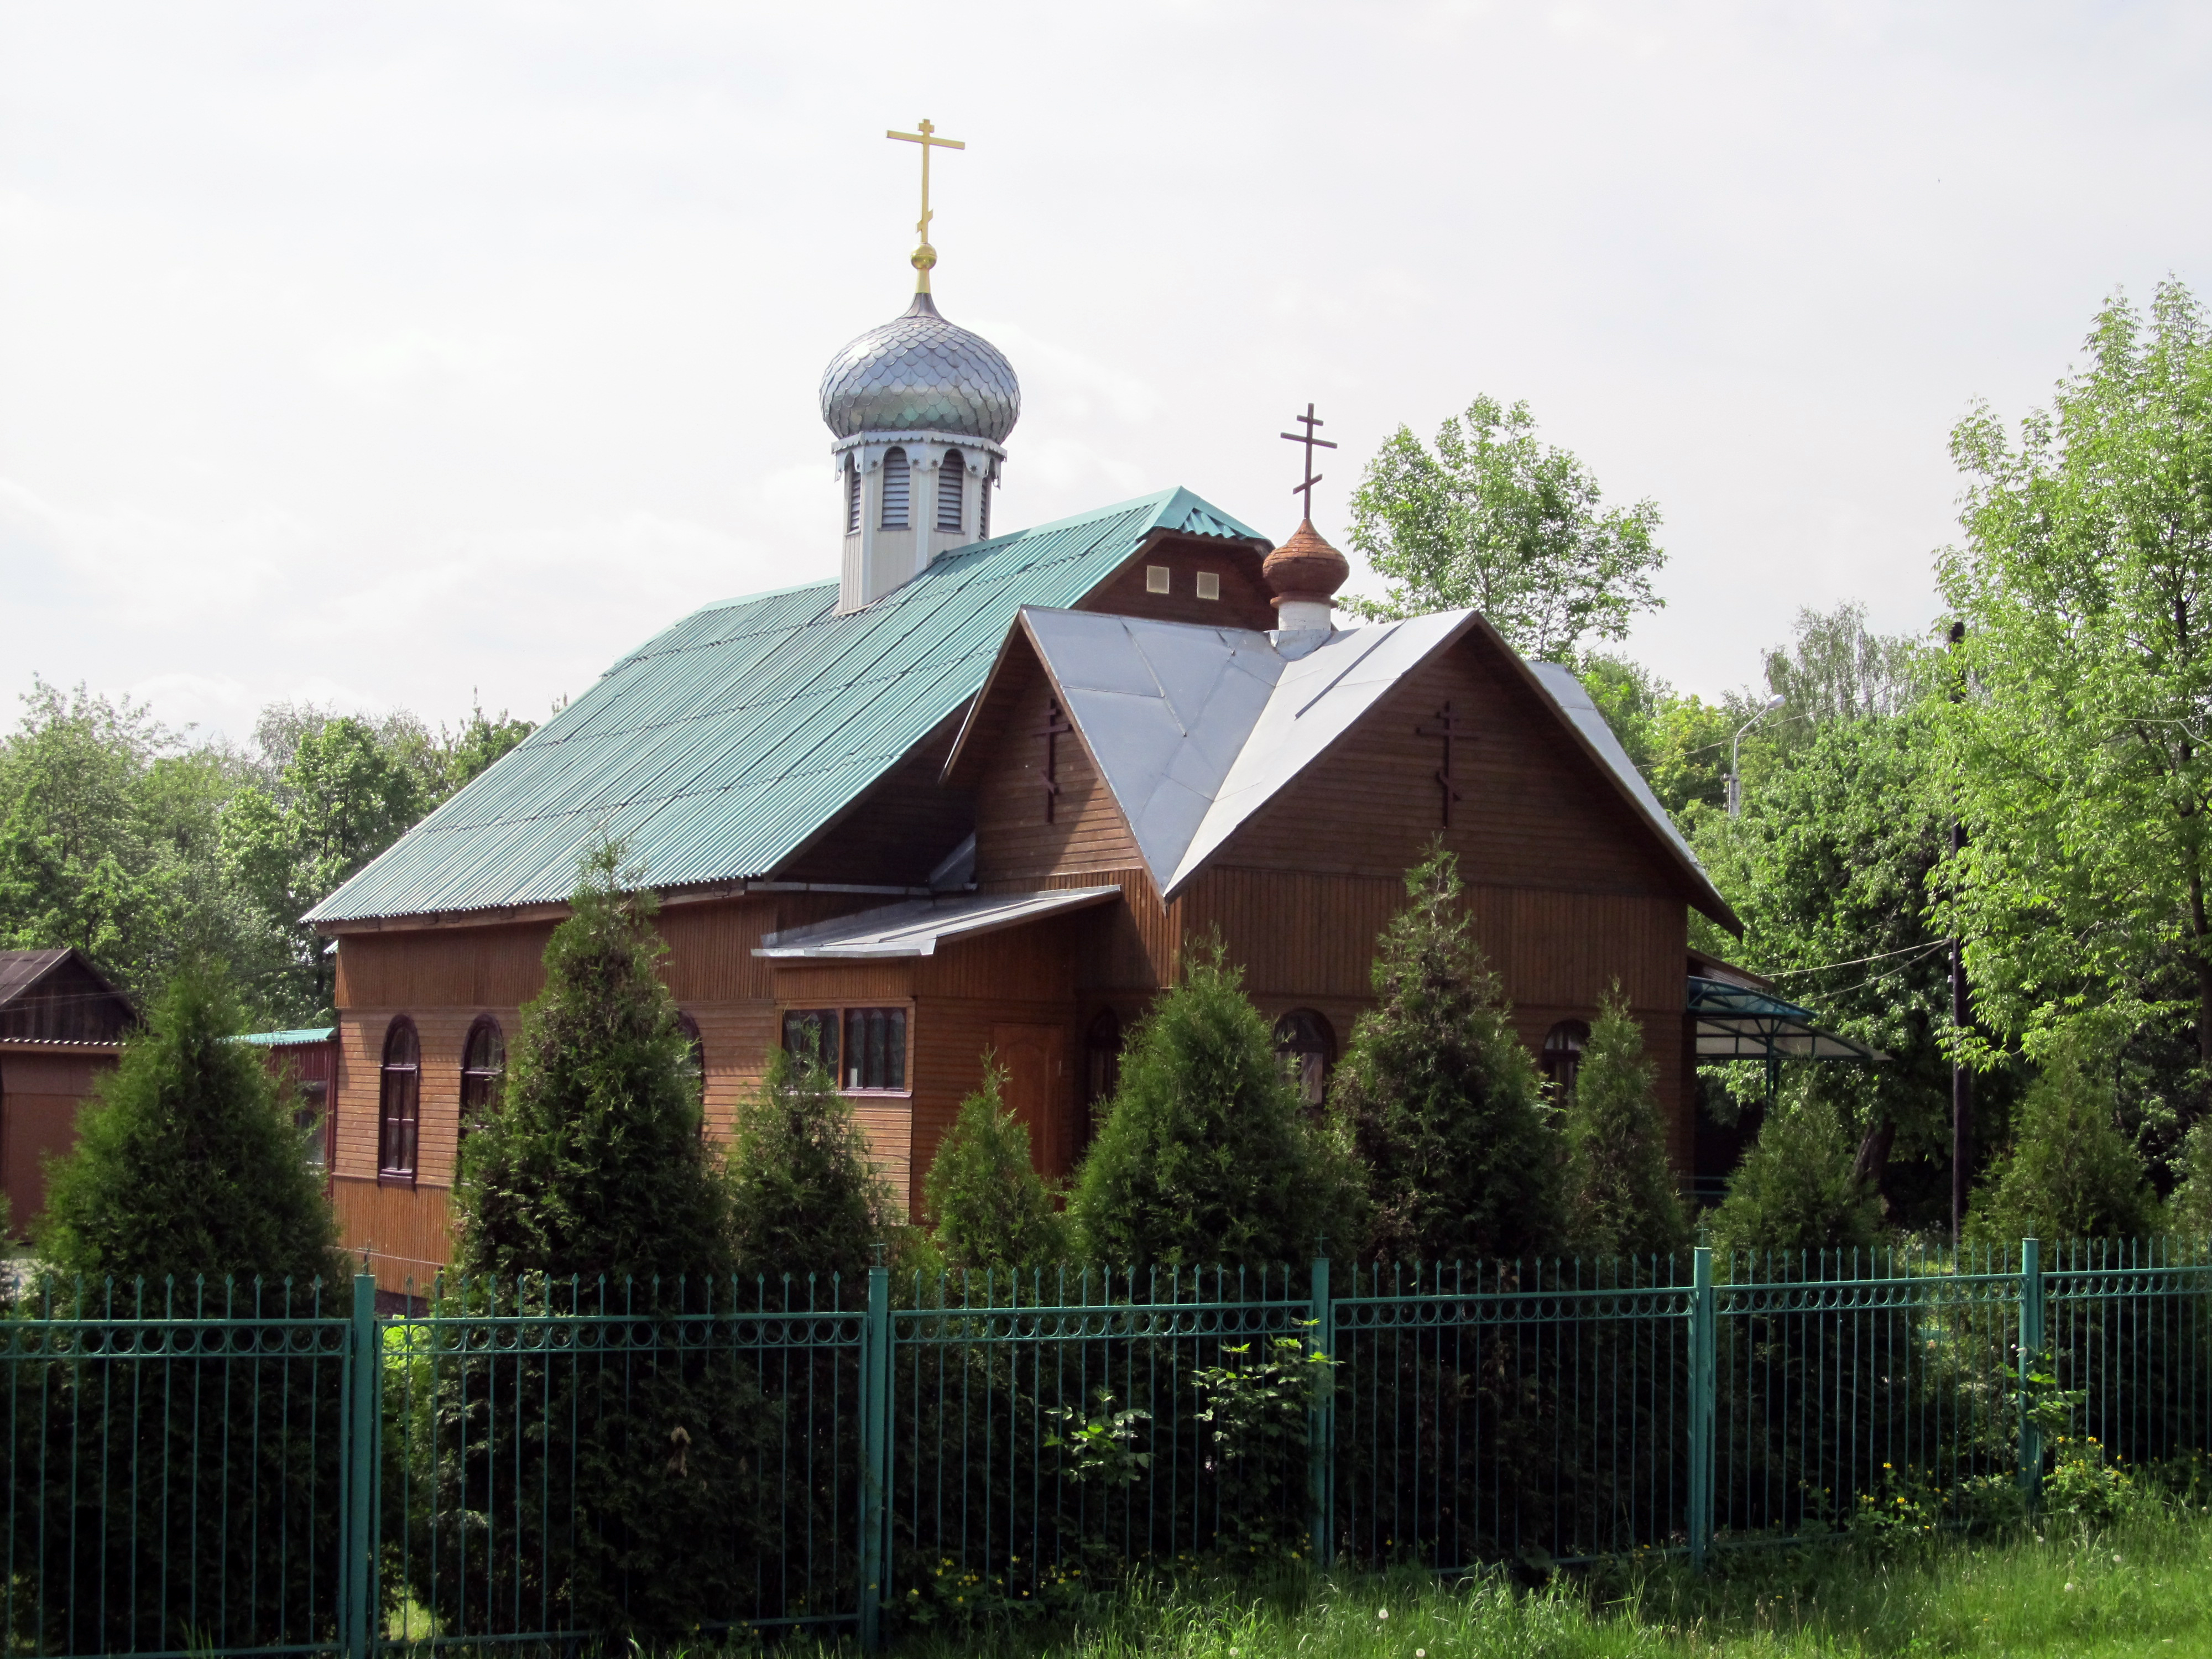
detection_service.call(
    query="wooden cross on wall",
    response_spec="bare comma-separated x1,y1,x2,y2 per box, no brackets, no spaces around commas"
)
1036,701,1074,822
1416,701,1468,827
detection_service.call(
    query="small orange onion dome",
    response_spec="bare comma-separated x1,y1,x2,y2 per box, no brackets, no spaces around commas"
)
1262,518,1351,609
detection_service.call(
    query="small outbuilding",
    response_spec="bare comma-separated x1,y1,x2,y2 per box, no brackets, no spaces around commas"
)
0,948,137,1231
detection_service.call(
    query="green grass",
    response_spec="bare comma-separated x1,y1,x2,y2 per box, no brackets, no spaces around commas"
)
852,1510,2212,1658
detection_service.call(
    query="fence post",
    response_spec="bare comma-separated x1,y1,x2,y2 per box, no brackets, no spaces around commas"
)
1307,1253,1334,1568
2018,1237,2044,1505
343,1272,379,1659
1687,1245,1716,1572
858,1259,892,1653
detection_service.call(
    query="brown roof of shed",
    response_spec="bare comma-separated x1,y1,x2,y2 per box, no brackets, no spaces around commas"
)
0,948,74,1006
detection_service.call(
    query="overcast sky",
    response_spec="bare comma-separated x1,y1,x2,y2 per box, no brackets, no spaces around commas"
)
3,2,2208,745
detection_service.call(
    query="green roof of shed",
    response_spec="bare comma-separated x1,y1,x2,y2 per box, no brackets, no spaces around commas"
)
306,487,1264,924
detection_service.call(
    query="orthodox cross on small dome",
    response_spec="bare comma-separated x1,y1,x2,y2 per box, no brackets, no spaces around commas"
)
1280,403,1338,521
887,119,966,293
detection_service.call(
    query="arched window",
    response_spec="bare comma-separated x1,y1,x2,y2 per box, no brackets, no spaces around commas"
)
460,1016,505,1138
880,448,910,529
1272,1009,1335,1108
378,1017,420,1180
1084,1008,1123,1123
845,460,862,535
1542,1019,1592,1102
937,449,964,531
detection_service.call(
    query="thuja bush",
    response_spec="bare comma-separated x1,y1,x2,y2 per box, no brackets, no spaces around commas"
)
20,961,345,1655
1071,940,1356,1268
1970,1037,2158,1244
424,844,774,1640
1562,985,1689,1259
925,1061,1070,1272
1328,844,1563,1263
1708,1092,1885,1260
728,1047,899,1282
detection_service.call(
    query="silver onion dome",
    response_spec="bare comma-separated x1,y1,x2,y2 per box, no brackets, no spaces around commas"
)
819,291,1020,444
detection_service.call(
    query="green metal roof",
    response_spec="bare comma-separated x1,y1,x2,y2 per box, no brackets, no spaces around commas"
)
307,488,1264,924
236,1027,337,1047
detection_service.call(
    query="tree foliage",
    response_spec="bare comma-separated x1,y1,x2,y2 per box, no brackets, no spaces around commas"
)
1693,708,1964,1216
1937,281,2212,1088
1969,1039,2158,1245
1347,395,1665,660
727,1050,897,1282
1071,942,1355,1269
924,1062,1070,1272
452,844,731,1282
38,959,343,1286
1328,846,1563,1263
1562,987,1689,1258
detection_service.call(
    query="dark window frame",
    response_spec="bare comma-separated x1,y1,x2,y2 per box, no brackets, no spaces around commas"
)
1541,1018,1592,1102
779,1001,912,1096
459,1015,505,1139
1272,1008,1336,1109
378,1016,421,1183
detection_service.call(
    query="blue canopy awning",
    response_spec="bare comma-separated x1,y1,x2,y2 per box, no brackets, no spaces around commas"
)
1688,975,1880,1063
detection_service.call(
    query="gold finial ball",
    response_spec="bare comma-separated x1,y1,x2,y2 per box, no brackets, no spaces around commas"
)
911,243,938,272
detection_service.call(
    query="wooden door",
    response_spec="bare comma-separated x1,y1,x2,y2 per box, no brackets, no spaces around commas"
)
992,1023,1071,1178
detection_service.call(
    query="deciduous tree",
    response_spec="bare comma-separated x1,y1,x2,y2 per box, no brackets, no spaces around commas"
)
1347,395,1664,660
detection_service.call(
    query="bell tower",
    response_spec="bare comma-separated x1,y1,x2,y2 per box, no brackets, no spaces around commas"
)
817,121,1021,613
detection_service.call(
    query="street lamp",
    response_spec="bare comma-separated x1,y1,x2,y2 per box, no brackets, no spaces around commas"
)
1728,693,1786,816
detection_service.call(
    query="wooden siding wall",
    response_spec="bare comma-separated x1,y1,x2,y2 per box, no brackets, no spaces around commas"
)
0,1050,114,1231
1225,641,1683,897
1075,534,1277,630
772,926,1079,1218
331,892,882,1285
0,959,134,1042
974,659,1143,882
778,712,973,887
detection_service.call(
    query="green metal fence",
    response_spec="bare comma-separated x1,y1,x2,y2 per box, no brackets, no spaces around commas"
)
4,1239,2209,1656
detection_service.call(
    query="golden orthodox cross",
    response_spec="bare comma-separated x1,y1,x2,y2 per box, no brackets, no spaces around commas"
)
1280,403,1338,520
1036,701,1074,822
1416,701,1468,827
886,119,966,290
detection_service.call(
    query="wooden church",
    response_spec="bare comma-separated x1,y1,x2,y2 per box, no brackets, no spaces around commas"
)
306,151,1790,1290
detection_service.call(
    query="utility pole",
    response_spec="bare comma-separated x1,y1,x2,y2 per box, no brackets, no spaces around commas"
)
1949,620,1973,1244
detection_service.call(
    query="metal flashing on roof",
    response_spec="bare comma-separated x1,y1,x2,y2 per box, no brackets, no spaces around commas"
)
1689,977,1881,1062
753,885,1120,959
307,488,1265,925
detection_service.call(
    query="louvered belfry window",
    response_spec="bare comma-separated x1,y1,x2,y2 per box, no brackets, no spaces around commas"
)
845,462,861,535
937,450,964,531
979,479,990,539
880,448,910,529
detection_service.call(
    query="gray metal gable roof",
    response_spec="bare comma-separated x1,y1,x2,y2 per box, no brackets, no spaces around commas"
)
985,607,1739,927
308,488,1263,924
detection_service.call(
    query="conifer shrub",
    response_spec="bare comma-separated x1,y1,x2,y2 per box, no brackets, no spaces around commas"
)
727,1048,899,1282
1070,941,1355,1269
1708,1093,1885,1261
925,1061,1070,1272
40,962,343,1285
425,846,771,1639
1563,985,1690,1259
1328,846,1563,1264
1969,1039,2157,1245
21,961,345,1653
